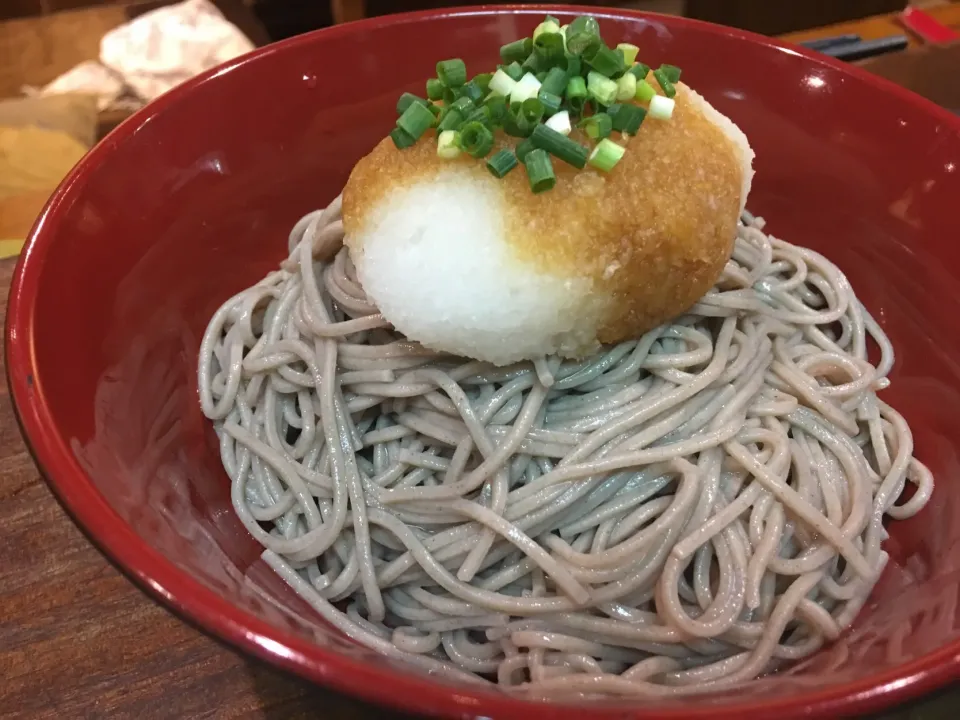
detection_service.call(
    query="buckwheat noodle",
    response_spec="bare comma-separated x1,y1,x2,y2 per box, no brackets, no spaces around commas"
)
197,196,933,697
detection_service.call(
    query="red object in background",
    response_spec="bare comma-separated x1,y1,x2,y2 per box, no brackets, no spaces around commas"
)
6,5,960,720
900,6,960,43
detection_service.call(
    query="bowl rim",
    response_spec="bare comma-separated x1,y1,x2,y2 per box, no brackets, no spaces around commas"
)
7,4,960,718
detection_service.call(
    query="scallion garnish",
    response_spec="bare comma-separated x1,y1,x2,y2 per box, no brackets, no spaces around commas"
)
566,75,588,114
587,45,625,78
511,72,542,103
502,62,524,82
635,79,656,104
652,67,677,98
396,102,435,140
437,109,464,132
524,148,556,193
578,113,612,140
426,78,445,101
538,89,562,116
627,62,651,81
545,109,572,136
530,123,589,169
540,66,568,97
659,64,682,83
588,138,626,172
587,71,618,106
607,103,646,134
487,149,519,178
388,13,681,191
397,92,428,115
516,137,535,161
457,121,495,158
500,38,532,64
490,68,518,96
437,58,467,87
616,73,637,102
437,130,461,159
649,95,675,120
390,126,416,149
617,43,640,66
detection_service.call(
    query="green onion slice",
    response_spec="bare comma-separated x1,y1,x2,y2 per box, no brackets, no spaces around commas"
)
537,89,562,115
587,45,625,78
502,62,524,82
588,138,626,172
437,130,461,159
627,62,651,81
511,72,542,103
487,148,519,178
586,71,618,106
389,126,416,149
490,68,518,96
524,148,556,193
635,79,656,104
617,43,640,66
500,38,532,64
515,137,536,161
545,109,572,136
530,123,589,169
396,102,435,140
578,113,612,140
397,92,428,115
652,67,677,98
659,63,682,83
540,66,568,97
437,58,467,87
437,108,464,132
456,121,495,158
616,73,637,101
649,95,675,120
426,79,444,101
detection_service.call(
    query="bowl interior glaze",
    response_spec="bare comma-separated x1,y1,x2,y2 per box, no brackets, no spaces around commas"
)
8,6,960,719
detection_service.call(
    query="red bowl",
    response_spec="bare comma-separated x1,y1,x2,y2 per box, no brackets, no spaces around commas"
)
7,5,960,718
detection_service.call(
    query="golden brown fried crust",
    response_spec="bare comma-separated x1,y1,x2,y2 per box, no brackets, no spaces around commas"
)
343,83,742,346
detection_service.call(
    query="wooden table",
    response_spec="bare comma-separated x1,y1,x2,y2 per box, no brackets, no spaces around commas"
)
782,2,960,46
3,7,960,720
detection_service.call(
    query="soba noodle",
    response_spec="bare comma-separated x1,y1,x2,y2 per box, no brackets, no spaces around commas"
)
197,197,933,696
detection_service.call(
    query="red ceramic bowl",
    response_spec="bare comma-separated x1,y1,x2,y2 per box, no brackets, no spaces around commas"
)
7,5,960,718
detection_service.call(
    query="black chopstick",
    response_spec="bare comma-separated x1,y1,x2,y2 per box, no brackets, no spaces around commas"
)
800,34,862,52
814,35,909,62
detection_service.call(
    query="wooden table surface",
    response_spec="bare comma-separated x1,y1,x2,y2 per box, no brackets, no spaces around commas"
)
3,6,960,720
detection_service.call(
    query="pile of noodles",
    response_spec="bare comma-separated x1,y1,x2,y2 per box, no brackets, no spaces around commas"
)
197,198,932,697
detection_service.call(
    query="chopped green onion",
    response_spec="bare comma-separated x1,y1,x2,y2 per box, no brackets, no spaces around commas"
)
627,62,651,81
606,103,646,134
437,58,467,87
437,108,464,132
649,94,675,120
524,148,556,193
500,38,532,64
490,68,518,96
578,113,612,140
617,43,640,65
465,105,492,126
474,73,493,94
511,72,542,103
461,80,485,103
533,19,561,41
502,62,524,82
540,66,568,97
616,73,637,101
426,78,445,101
396,102,435,140
535,70,548,83
545,109,572,136
521,97,545,124
587,45,625,78
530,123,589,169
659,63,682,83
652,67,676,98
588,138,626,172
389,126,416,149
515,138,536,161
537,89,562,115
545,14,561,25
450,96,475,115
522,51,546,75
558,52,582,78
503,108,533,137
486,149,519,178
534,31,565,64
586,71,618,106
437,130,461,159
442,86,458,105
566,15,601,56
635,79,656,104
484,93,508,122
397,92,428,115
457,121,494,158
566,75,587,109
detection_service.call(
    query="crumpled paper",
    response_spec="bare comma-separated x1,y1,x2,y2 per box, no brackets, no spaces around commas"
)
29,0,255,108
